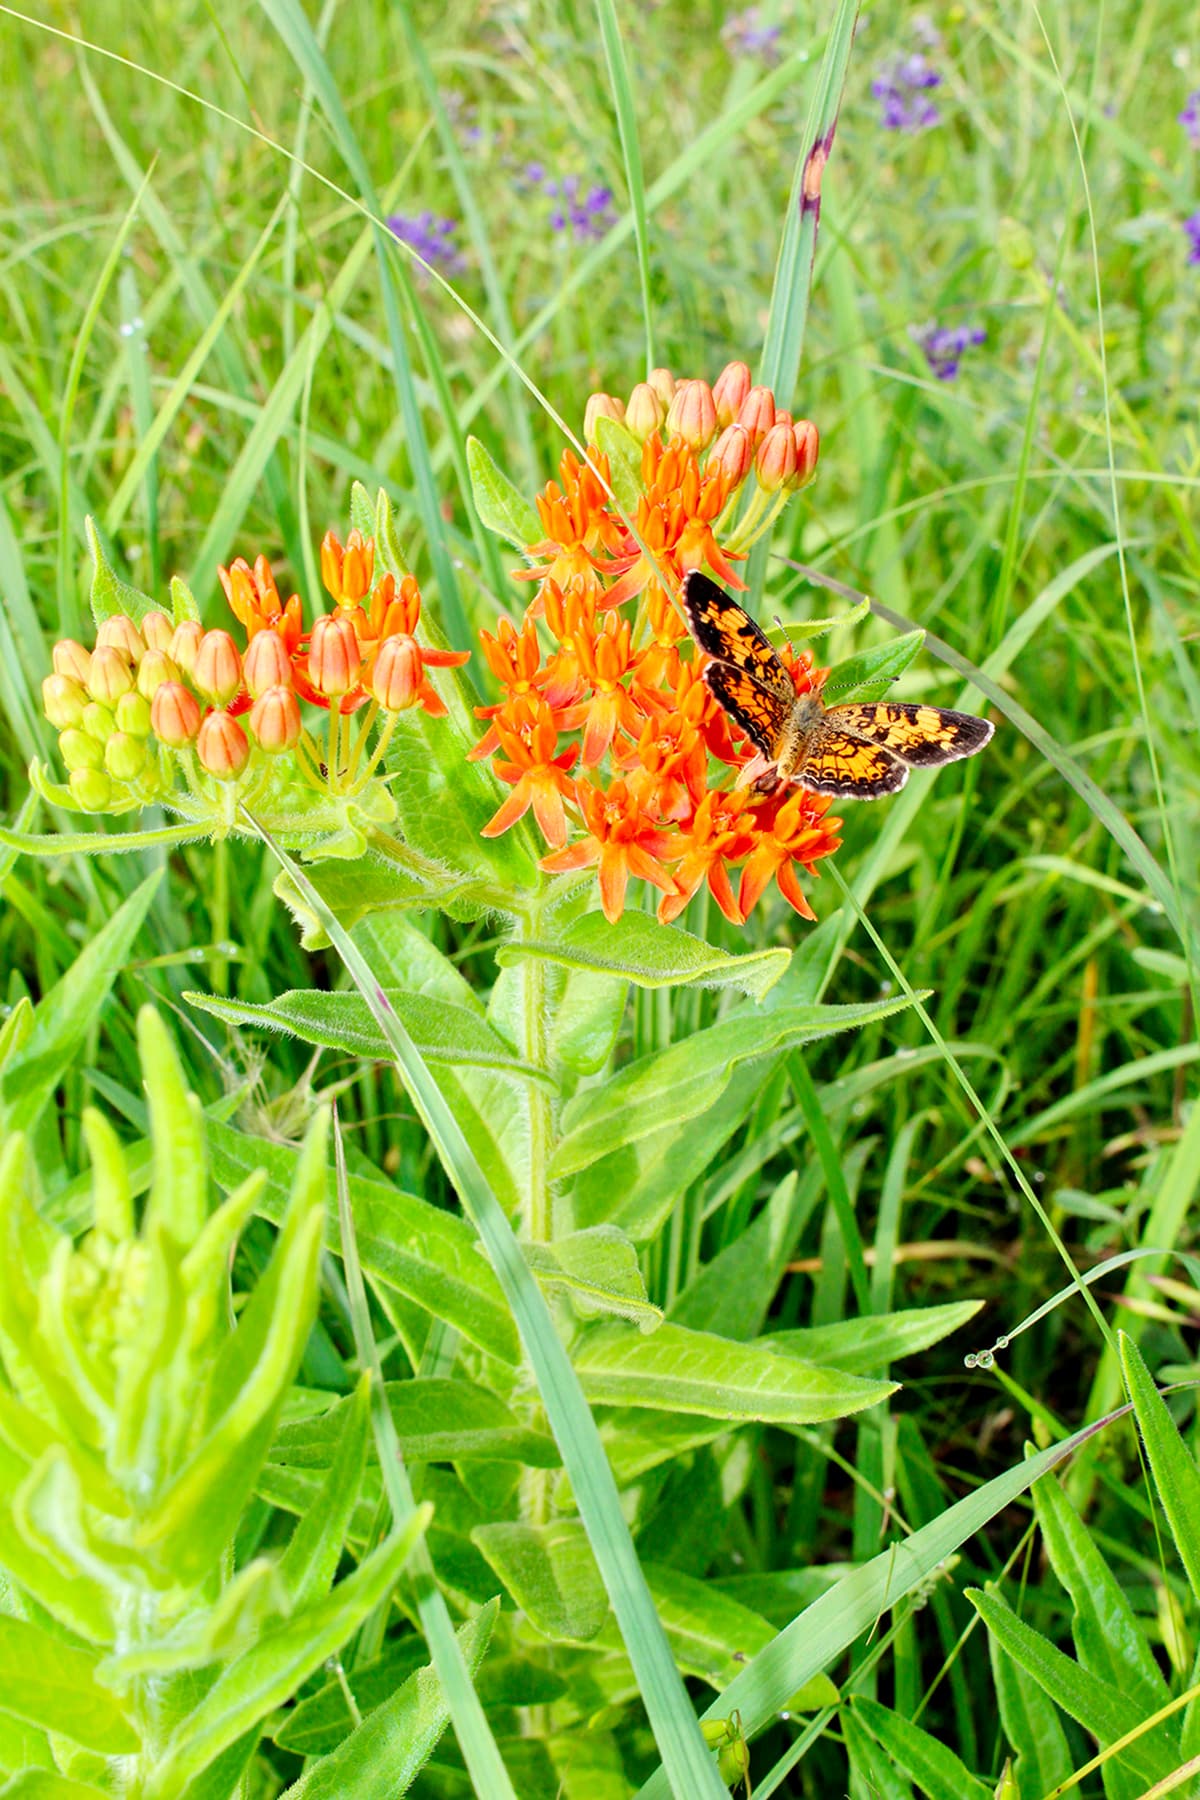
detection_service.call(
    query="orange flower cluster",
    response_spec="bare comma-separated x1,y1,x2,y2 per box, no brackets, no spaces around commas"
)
41,528,466,815
474,363,842,925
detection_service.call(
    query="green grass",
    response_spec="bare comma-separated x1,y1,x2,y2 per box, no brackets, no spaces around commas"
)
1,0,1199,1795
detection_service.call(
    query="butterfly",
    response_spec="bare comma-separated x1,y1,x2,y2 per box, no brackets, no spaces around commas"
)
682,570,993,799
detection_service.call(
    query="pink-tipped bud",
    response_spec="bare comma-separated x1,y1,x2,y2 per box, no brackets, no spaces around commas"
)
309,612,362,699
104,732,149,783
666,379,717,451
192,629,243,706
151,681,202,749
792,419,820,487
115,691,152,738
59,728,105,773
69,767,113,812
87,645,135,707
248,684,302,753
371,635,423,712
52,639,92,685
95,614,146,662
196,710,250,779
243,629,293,699
712,361,752,428
169,620,205,675
42,673,87,730
584,392,625,441
773,408,794,431
625,382,665,442
141,610,174,653
707,423,755,487
648,367,676,408
735,385,777,449
755,420,798,493
136,649,181,701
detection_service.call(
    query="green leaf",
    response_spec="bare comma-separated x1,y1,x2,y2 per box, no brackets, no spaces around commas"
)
148,1508,433,1795
187,988,555,1086
0,1618,137,1752
84,515,155,625
966,1587,1176,1791
627,1566,777,1688
0,1779,111,1800
822,631,925,703
497,909,789,1001
851,1698,991,1800
281,1605,498,1799
842,1712,914,1800
273,1638,431,1754
472,1521,608,1642
272,853,458,948
668,1172,814,1340
207,1122,520,1365
988,1638,1072,1799
270,1379,559,1477
466,435,540,549
547,964,628,1077
593,413,644,514
1120,1331,1200,1606
574,1321,895,1421
0,872,162,1139
279,1373,370,1609
527,1226,662,1330
762,1302,985,1375
550,994,918,1180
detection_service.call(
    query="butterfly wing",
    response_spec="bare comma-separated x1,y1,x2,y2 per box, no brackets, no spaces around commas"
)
703,662,791,761
826,701,993,768
795,729,909,799
682,571,794,703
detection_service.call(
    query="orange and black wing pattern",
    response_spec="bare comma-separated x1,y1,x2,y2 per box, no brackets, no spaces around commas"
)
826,701,993,768
704,662,790,761
797,731,910,799
682,570,794,702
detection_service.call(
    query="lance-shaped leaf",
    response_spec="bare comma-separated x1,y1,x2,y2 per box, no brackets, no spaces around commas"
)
497,909,790,1002
146,1507,432,1795
269,1379,559,1479
849,1698,991,1800
472,1521,608,1643
0,1777,112,1798
0,1617,137,1753
550,994,919,1179
575,1321,894,1421
526,1226,662,1330
822,631,925,703
1121,1331,1200,1607
276,1373,370,1610
466,435,540,548
760,1302,984,1375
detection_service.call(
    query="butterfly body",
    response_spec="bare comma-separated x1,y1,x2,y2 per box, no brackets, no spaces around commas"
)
682,571,993,800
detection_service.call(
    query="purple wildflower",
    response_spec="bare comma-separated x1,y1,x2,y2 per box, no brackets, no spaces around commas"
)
1181,91,1200,149
910,322,986,381
872,52,941,132
1184,214,1200,266
544,176,617,243
386,211,466,275
720,7,783,64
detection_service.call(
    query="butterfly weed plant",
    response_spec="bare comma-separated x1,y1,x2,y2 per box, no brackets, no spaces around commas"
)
2,0,1199,1794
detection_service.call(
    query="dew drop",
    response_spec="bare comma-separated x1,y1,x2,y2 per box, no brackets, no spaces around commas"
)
994,1335,1009,1351
964,1353,977,1369
977,1350,994,1370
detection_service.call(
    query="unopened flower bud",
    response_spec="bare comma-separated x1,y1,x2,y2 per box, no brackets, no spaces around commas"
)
196,710,250,779
792,419,819,487
666,379,717,450
169,620,205,675
707,424,754,487
96,614,146,662
136,649,180,701
115,691,152,738
82,702,116,743
59,728,105,773
53,638,92,685
69,767,113,812
42,674,86,730
309,612,362,699
192,629,243,706
141,610,174,653
321,529,374,606
648,367,676,408
243,629,293,699
625,382,665,442
248,684,302,753
712,360,752,427
371,635,423,712
104,732,149,783
755,420,798,493
87,644,135,707
584,393,625,441
151,681,202,748
773,408,794,431
736,385,776,448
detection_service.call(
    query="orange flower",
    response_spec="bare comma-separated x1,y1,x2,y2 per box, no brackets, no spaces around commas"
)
321,528,374,605
603,434,745,610
219,555,304,655
539,776,676,923
738,787,843,921
481,697,580,849
517,448,623,603
623,711,707,822
572,612,643,767
658,786,758,925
